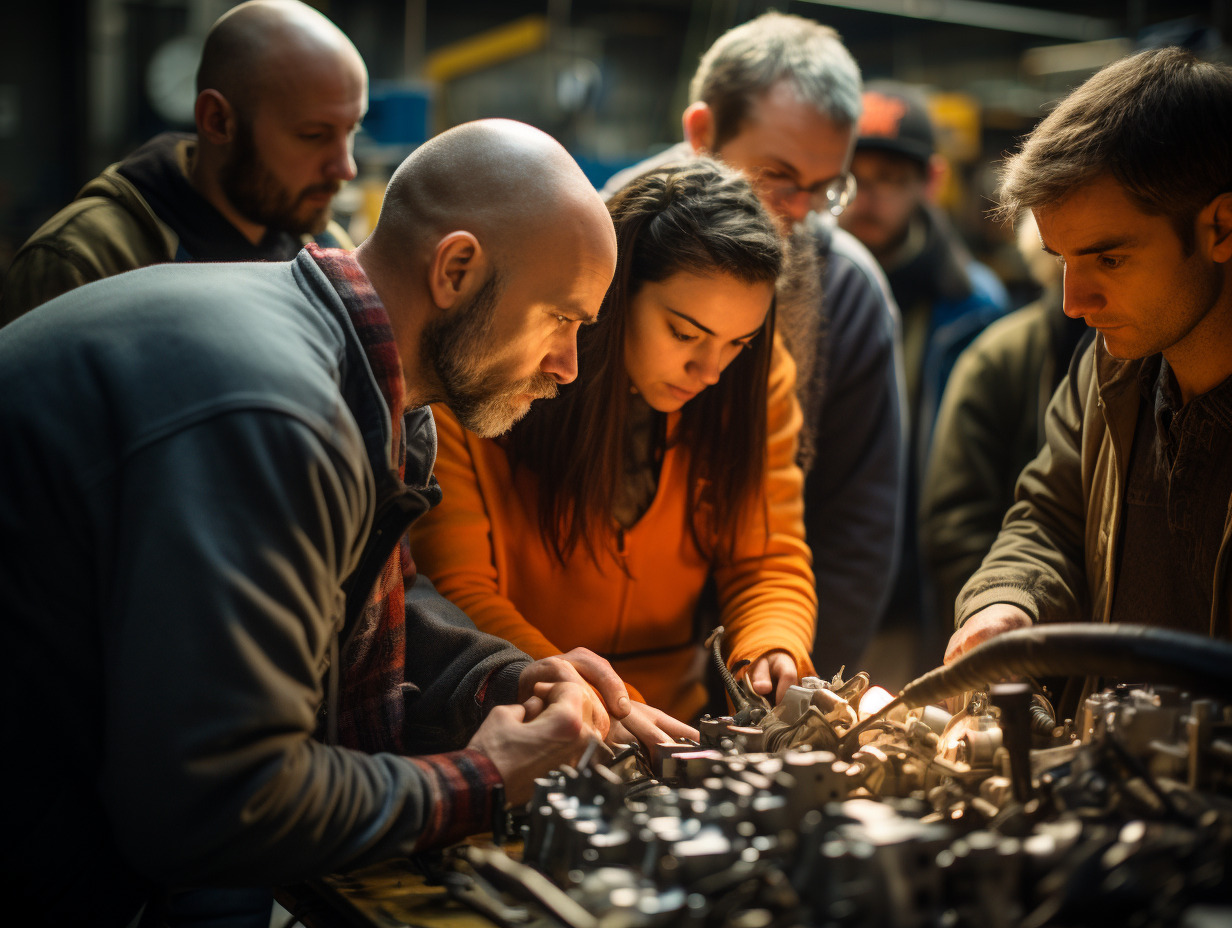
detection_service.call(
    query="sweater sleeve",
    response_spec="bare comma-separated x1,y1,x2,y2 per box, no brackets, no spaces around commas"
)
397,571,531,752
716,339,818,679
408,404,651,703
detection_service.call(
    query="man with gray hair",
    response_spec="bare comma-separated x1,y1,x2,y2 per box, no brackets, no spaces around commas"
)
603,12,905,676
945,47,1232,668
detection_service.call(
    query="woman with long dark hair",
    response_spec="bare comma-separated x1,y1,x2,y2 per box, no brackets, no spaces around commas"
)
410,159,816,742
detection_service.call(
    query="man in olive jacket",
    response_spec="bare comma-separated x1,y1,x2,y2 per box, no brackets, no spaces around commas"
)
1,0,361,324
946,47,1232,663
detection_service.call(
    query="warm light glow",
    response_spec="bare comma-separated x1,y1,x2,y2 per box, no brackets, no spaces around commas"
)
937,713,989,763
857,686,896,720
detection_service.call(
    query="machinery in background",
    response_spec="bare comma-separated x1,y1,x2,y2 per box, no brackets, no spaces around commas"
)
438,625,1232,928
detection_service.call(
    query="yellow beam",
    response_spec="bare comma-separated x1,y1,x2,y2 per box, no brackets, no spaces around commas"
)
425,15,549,83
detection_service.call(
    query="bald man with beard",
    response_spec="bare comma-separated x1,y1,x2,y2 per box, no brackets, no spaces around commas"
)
0,118,619,928
1,0,366,323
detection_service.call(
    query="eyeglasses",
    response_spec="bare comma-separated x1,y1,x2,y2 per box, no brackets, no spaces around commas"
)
757,170,858,217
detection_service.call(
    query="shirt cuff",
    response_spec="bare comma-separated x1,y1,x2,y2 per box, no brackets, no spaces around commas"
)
406,748,503,850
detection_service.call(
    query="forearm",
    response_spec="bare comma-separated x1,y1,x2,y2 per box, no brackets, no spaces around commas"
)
113,740,501,883
718,495,817,678
723,345,818,675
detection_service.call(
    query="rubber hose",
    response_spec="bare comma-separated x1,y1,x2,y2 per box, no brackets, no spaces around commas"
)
1029,699,1058,736
707,625,748,709
899,623,1232,709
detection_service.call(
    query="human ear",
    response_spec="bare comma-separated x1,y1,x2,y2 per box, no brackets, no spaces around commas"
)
427,231,484,310
682,102,716,154
194,90,236,144
1206,192,1232,264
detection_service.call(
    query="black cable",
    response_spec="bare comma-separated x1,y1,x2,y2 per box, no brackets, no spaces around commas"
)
840,625,1232,752
899,624,1232,709
705,625,747,709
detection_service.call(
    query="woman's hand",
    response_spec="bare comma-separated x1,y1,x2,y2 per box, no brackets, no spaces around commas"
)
607,701,699,750
744,649,799,705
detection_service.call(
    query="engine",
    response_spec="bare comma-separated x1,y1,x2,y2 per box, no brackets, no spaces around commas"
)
442,624,1232,928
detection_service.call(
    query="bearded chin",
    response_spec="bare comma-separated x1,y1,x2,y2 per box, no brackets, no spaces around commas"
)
418,269,563,436
218,120,333,236
457,395,529,438
447,377,559,438
295,201,333,237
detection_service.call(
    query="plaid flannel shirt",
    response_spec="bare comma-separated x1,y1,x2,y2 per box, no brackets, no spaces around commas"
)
307,244,501,848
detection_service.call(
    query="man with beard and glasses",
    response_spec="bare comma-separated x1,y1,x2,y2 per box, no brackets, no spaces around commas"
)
0,118,622,928
601,12,906,680
1,0,365,324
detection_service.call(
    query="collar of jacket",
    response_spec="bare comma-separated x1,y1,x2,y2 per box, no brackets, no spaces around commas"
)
290,251,443,726
1093,337,1146,471
1088,340,1166,635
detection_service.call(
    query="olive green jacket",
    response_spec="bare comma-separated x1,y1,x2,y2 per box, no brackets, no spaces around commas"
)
954,336,1232,638
1,137,352,324
921,294,1085,629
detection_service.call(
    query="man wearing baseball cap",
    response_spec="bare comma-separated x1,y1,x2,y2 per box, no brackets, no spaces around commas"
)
839,80,1008,665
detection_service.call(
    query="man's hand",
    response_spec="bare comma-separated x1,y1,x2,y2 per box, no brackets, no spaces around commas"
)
607,701,699,749
944,604,1033,664
744,649,799,705
468,681,599,805
520,651,699,750
519,648,633,740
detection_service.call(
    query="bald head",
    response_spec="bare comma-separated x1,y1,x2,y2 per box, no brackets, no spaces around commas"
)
369,118,613,275
198,0,365,116
190,0,366,243
357,119,617,423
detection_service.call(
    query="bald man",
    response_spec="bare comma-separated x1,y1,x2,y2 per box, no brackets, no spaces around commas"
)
1,0,366,324
0,118,619,928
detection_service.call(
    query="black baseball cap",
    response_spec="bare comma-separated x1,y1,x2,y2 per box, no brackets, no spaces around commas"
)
854,80,935,165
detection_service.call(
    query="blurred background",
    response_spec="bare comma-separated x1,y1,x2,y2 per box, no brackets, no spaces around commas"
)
0,0,1227,294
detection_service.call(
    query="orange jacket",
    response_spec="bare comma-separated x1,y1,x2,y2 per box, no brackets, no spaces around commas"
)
409,338,817,721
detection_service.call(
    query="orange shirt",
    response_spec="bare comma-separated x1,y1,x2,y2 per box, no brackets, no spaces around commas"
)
409,338,816,721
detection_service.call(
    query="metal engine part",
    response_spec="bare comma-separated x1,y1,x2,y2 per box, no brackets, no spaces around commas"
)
440,628,1232,927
